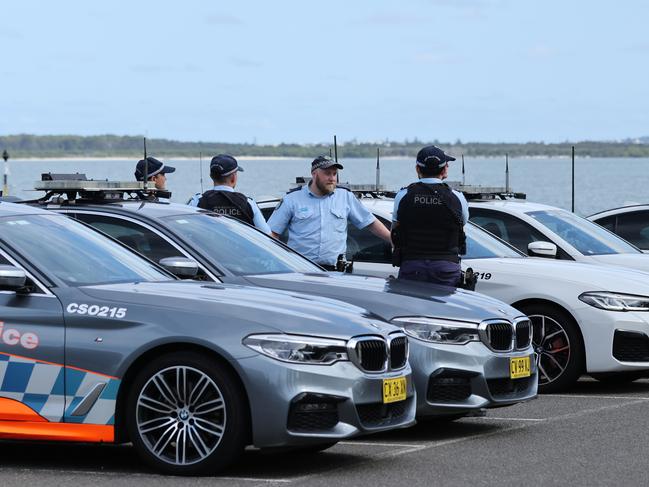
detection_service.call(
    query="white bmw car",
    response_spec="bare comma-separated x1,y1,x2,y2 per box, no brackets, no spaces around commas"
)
261,196,649,392
588,204,649,252
467,199,649,272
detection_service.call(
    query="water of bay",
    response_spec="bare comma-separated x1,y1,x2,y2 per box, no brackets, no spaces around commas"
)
2,156,647,216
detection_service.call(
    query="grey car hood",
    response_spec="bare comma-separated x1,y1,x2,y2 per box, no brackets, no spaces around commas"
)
241,273,522,323
78,280,396,339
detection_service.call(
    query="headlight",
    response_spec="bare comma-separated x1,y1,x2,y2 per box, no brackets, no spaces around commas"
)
392,317,479,344
243,334,349,364
579,292,649,312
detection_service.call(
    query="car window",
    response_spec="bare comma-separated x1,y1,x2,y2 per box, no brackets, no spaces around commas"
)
594,215,616,232
74,213,184,264
470,209,549,254
463,224,525,259
527,210,640,256
0,214,170,286
347,216,392,264
608,210,649,250
162,213,322,276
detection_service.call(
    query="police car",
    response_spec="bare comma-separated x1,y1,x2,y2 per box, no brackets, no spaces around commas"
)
31,177,538,421
468,199,649,272
0,200,417,475
588,204,649,252
297,195,649,392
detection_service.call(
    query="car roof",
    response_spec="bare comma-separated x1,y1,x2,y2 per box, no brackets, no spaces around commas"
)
468,199,564,214
0,200,53,217
47,199,205,219
588,204,649,219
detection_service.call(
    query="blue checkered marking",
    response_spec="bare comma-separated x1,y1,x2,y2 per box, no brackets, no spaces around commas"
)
1,362,35,392
50,368,66,395
22,393,50,414
65,368,86,397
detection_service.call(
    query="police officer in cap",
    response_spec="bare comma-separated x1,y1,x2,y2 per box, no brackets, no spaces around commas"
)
135,157,176,190
268,155,391,271
188,154,271,234
391,145,469,286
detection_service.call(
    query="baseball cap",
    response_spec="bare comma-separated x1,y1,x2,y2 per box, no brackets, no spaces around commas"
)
311,155,344,171
210,154,243,177
135,157,176,181
416,146,456,169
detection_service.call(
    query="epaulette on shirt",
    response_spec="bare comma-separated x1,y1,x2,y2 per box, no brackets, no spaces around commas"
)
286,186,301,194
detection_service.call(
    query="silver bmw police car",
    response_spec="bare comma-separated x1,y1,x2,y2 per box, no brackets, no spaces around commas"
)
0,201,415,475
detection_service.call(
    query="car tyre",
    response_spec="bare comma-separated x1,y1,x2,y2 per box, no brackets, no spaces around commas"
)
518,304,584,394
126,351,248,475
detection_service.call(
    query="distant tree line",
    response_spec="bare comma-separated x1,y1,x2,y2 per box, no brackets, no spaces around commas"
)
1,134,649,158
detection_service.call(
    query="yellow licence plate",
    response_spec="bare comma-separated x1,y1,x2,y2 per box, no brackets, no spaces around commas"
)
510,356,531,379
383,377,407,404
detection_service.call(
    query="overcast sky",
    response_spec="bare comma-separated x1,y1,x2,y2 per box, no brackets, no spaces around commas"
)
2,0,648,144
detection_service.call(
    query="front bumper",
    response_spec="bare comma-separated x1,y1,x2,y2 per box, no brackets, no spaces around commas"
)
409,340,538,418
577,306,649,373
237,355,416,448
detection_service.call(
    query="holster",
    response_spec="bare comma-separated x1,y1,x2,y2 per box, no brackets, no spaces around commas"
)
391,226,403,267
458,267,478,291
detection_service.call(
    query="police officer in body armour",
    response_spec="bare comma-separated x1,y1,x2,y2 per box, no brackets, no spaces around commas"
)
188,154,271,234
391,145,469,286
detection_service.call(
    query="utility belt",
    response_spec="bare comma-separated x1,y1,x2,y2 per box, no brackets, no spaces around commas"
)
319,254,354,273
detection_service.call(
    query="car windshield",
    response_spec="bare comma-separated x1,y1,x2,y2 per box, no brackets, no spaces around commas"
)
527,210,640,256
463,224,525,259
162,213,322,276
0,214,171,286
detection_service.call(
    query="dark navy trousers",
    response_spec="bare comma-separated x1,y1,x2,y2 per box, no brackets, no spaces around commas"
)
398,260,461,287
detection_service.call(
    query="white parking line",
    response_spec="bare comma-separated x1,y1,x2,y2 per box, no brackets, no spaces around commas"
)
10,468,293,483
469,417,545,422
339,441,423,448
551,394,649,400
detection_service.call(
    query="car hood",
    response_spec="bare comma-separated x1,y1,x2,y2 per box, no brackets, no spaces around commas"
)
77,280,397,340
583,254,649,273
467,256,649,291
240,273,522,323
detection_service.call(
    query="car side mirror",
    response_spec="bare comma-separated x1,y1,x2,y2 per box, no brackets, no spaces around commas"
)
527,241,557,258
158,257,199,279
0,265,27,291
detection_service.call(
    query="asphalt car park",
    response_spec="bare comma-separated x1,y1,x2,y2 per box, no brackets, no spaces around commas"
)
2,377,649,486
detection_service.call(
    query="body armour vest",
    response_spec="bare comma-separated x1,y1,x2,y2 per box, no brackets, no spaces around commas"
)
395,182,465,263
198,190,255,225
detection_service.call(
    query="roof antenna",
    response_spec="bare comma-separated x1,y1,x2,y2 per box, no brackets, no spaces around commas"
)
461,153,465,186
199,151,204,193
143,137,148,192
375,147,381,191
333,134,339,183
571,145,575,212
505,153,509,193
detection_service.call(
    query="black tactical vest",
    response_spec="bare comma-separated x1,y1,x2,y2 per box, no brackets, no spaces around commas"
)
198,190,255,225
395,182,465,263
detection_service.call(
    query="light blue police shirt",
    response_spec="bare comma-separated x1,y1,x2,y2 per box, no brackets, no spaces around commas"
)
392,178,469,224
268,184,376,266
188,186,271,234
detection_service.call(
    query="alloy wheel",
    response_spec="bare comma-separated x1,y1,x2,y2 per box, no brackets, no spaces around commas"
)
136,365,226,466
529,314,571,386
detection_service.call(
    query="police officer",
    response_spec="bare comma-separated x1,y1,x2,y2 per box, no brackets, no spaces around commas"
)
392,145,469,286
134,156,175,190
188,154,271,234
268,155,391,271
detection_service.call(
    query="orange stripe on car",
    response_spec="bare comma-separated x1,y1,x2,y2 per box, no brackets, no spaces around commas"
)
0,421,114,442
0,397,47,422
